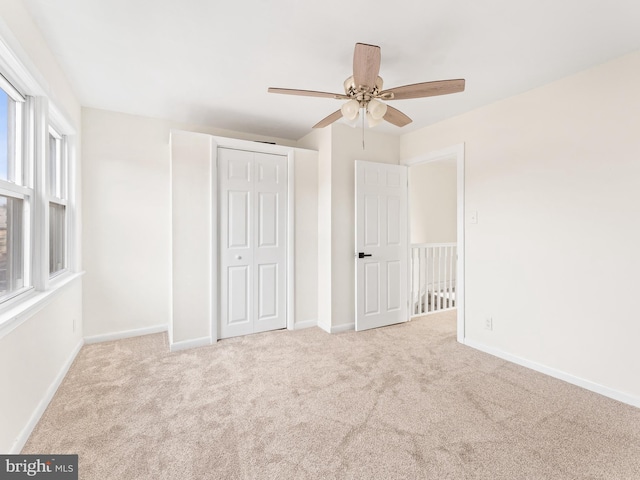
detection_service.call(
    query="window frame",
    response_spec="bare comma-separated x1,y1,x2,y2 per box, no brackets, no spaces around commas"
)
0,79,33,303
0,68,77,323
47,125,68,278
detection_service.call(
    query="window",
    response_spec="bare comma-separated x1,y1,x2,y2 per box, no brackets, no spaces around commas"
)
0,196,24,295
0,79,29,302
0,62,75,313
0,83,24,183
48,128,67,276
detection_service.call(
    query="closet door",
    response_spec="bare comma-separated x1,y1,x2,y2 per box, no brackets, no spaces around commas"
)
219,148,287,339
219,148,254,338
253,152,288,333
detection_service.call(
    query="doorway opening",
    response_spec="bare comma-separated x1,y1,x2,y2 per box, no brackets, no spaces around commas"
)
404,144,465,343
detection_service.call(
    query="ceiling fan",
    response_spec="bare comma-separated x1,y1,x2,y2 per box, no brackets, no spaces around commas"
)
268,42,465,129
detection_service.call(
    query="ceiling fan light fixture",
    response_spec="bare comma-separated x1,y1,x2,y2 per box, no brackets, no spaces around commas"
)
341,99,360,121
367,98,387,120
367,112,383,128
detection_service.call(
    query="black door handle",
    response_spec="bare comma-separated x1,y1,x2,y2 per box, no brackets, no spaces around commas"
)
358,252,372,258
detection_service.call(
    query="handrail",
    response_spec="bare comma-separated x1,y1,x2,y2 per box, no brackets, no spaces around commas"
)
411,242,456,248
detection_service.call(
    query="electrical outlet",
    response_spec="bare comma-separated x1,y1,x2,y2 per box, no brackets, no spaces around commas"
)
485,317,493,331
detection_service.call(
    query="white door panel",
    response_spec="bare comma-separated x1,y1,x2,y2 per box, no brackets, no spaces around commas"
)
219,148,287,339
257,263,278,319
364,263,380,315
386,170,401,187
356,161,408,331
253,152,287,334
387,260,401,310
228,266,250,324
228,191,249,247
228,154,251,181
387,197,401,245
364,195,379,246
258,192,277,247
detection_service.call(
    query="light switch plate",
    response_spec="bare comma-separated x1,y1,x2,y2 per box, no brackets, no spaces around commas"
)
469,211,478,224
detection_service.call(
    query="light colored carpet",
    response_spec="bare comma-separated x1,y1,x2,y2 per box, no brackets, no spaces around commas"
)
23,311,640,479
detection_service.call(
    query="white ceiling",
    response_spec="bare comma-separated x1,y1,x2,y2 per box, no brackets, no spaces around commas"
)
23,0,640,141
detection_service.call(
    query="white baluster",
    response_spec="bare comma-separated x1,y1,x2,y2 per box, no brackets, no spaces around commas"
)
411,247,416,315
443,246,448,310
449,246,454,308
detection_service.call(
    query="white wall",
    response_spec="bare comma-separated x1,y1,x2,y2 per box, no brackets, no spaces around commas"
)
297,128,332,331
291,149,319,328
83,112,318,346
82,108,299,339
82,109,173,337
170,131,212,345
170,131,319,346
300,123,400,331
0,283,83,453
409,161,457,244
0,0,83,453
401,51,640,403
331,124,400,329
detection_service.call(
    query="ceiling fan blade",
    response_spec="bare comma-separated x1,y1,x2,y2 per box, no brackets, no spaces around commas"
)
268,88,349,100
313,110,343,129
383,105,412,127
380,79,465,100
353,43,381,89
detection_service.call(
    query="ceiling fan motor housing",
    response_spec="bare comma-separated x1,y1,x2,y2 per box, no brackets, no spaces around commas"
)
344,75,385,106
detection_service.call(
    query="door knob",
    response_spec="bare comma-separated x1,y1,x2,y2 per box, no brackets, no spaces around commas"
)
358,252,372,258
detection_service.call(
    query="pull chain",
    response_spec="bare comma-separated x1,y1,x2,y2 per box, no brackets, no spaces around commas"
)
362,108,365,150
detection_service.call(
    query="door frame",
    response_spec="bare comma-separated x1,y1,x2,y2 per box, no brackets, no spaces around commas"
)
402,143,465,344
210,136,295,343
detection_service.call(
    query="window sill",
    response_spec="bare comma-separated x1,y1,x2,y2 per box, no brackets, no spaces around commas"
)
0,271,85,340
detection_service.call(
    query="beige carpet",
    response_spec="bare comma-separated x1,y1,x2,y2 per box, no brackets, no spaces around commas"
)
23,311,640,479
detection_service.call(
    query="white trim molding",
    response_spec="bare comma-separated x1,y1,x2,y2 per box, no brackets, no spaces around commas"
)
317,321,331,334
0,272,84,340
402,144,464,167
287,152,295,331
9,339,84,454
401,143,465,344
169,336,213,353
293,319,317,330
0,20,47,98
84,324,167,344
208,134,297,343
464,338,640,409
208,138,220,344
331,323,355,334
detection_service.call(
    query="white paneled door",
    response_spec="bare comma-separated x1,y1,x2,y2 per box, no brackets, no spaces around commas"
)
355,161,408,331
219,148,287,339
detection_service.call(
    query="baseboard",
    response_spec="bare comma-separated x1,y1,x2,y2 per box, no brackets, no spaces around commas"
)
293,319,317,330
317,321,331,334
169,336,212,352
10,339,84,454
331,323,355,334
84,324,167,344
463,338,640,409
